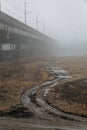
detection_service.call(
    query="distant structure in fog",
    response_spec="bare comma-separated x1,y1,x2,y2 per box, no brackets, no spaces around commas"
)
0,12,58,59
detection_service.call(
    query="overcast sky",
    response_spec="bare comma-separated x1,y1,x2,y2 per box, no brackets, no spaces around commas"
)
1,0,87,49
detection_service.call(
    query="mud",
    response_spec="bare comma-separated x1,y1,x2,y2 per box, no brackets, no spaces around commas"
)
22,65,87,123
0,105,33,118
1,64,87,129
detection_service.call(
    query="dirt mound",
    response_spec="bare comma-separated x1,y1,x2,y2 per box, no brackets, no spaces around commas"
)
60,79,87,106
47,79,87,117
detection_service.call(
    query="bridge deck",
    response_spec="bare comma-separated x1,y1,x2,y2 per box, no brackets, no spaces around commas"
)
0,12,46,40
0,12,56,59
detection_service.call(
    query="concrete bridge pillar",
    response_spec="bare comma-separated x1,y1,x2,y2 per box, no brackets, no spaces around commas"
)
10,44,15,51
0,44,2,51
15,43,21,59
0,44,3,60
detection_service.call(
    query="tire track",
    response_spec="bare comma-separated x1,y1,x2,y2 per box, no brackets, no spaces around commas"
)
22,65,87,122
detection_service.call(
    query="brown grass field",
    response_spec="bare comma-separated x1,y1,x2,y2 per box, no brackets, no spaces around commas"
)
0,56,87,117
0,59,51,112
47,56,87,117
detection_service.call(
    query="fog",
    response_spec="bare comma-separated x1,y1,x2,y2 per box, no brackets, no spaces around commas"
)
2,0,87,56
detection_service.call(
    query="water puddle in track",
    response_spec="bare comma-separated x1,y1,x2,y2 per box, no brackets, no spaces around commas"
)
22,64,87,129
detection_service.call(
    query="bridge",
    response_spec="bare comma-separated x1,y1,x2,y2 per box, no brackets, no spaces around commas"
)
0,12,58,59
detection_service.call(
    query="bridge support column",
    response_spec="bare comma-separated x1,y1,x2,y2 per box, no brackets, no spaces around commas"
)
10,44,15,51
0,44,3,60
15,43,21,59
0,44,2,51
20,43,25,58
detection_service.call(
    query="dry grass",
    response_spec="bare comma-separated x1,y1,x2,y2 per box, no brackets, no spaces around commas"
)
1,56,87,117
47,56,87,117
50,56,87,78
0,59,50,112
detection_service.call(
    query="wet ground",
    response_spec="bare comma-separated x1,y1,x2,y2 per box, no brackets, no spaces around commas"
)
0,63,87,130
20,65,87,129
0,117,87,130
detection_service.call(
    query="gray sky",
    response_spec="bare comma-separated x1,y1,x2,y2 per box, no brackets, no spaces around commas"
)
1,0,87,50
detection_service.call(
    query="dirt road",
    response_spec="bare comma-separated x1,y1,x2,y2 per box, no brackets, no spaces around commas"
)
21,65,87,129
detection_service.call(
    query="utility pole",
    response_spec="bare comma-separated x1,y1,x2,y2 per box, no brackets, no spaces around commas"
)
43,22,45,34
0,0,1,12
36,14,38,30
24,1,32,25
24,1,27,24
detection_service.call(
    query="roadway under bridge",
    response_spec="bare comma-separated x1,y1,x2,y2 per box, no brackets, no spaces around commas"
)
0,12,58,59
